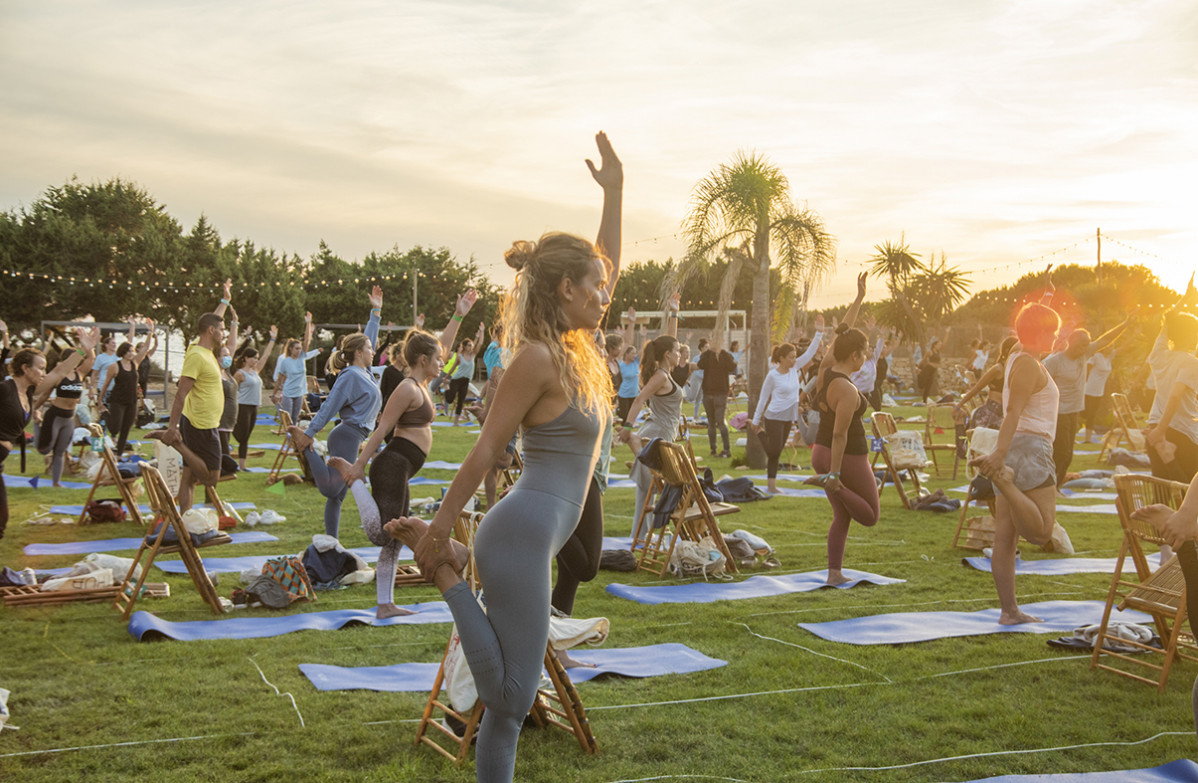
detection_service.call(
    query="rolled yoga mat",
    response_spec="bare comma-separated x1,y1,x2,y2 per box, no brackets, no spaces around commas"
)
298,642,727,692
24,530,278,556
797,600,1152,645
607,569,904,605
962,759,1198,782
963,553,1161,576
127,603,453,641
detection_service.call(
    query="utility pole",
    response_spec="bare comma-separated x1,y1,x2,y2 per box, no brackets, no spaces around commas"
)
412,271,418,325
1096,227,1102,283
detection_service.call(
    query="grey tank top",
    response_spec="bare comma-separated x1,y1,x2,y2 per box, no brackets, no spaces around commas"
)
517,402,603,508
642,373,684,440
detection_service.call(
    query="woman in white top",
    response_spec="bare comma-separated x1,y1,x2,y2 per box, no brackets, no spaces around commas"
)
970,301,1062,626
1145,279,1198,482
751,321,824,493
1081,347,1113,445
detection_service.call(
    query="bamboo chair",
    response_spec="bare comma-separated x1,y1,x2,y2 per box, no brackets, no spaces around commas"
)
414,511,598,765
498,448,524,494
1099,392,1147,461
633,441,739,577
77,424,145,527
267,410,311,485
924,403,964,479
112,465,232,618
1090,474,1195,692
870,412,925,510
951,428,997,550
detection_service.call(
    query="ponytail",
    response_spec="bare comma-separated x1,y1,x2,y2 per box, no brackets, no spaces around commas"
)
640,335,678,385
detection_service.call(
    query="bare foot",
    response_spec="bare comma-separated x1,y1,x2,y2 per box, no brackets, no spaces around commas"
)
328,456,365,487
1132,504,1175,529
999,608,1043,625
287,425,310,449
825,570,852,587
52,482,64,488
555,648,598,670
376,603,416,619
384,517,469,583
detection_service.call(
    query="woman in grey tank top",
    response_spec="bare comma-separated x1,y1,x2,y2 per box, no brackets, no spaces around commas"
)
382,132,622,783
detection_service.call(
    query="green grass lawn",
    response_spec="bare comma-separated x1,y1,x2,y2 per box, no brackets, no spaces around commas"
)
1,403,1194,782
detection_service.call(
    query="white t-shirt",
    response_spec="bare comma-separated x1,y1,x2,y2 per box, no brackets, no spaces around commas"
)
1084,352,1112,397
1147,329,1198,443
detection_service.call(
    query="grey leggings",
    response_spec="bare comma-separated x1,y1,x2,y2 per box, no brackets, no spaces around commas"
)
304,421,370,538
278,395,303,426
444,485,583,782
703,393,729,453
37,407,76,485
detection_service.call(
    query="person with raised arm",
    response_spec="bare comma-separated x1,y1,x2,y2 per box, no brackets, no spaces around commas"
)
697,329,737,458
100,318,156,454
288,287,384,539
956,336,1019,432
35,328,98,486
377,132,621,782
272,311,316,425
752,314,825,493
812,274,877,585
324,290,477,618
445,320,486,425
232,325,277,471
969,268,1065,624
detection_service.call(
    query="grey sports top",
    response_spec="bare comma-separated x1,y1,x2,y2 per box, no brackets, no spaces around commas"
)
638,373,684,442
515,402,603,508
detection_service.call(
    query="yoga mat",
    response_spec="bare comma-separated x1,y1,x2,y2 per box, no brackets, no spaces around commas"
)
127,603,453,641
409,476,448,485
242,466,300,473
602,536,635,550
423,460,463,470
47,502,257,515
249,443,284,450
608,478,637,489
963,759,1198,782
607,569,904,605
774,487,829,498
1055,504,1118,515
24,531,278,556
745,473,808,482
298,643,727,692
154,545,412,574
963,553,1161,576
949,485,1120,501
4,475,93,489
797,600,1152,645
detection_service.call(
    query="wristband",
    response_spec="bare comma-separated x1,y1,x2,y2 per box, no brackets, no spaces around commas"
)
371,308,381,315
827,472,840,481
220,298,230,305
452,315,464,323
76,348,87,358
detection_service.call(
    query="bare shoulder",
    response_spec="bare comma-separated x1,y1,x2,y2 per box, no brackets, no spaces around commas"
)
507,343,556,381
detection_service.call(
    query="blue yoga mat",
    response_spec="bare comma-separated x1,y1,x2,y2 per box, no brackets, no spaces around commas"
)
964,759,1198,782
602,536,635,550
774,487,828,498
154,545,411,574
409,476,448,485
4,475,93,489
241,466,299,474
249,443,284,450
963,553,1161,576
607,569,904,605
24,531,278,556
127,603,453,641
47,505,257,519
298,642,727,692
423,460,463,470
949,485,1121,502
1055,503,1118,515
797,600,1152,646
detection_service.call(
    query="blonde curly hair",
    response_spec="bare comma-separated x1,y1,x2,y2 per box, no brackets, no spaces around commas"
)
501,232,612,414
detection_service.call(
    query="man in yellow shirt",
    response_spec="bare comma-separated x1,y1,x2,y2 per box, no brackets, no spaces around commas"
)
152,312,225,512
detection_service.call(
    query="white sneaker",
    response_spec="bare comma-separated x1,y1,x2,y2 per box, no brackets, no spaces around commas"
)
243,511,261,527
258,510,286,525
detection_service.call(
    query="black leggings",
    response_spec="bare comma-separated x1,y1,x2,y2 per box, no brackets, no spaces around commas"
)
364,436,427,607
551,476,604,616
761,418,793,479
446,377,470,417
1148,428,1198,485
107,397,137,454
233,404,257,460
0,448,9,539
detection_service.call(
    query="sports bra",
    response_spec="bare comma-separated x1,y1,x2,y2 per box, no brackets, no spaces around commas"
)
396,383,436,428
56,371,84,400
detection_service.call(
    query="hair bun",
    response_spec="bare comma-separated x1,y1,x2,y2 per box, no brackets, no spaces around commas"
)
505,240,536,271
834,323,850,335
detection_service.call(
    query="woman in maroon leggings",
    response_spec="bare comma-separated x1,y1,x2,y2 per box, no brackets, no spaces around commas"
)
811,273,878,586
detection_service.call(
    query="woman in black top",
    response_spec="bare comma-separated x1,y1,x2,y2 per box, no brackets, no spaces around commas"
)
812,274,879,586
2,327,100,537
101,327,154,454
917,339,942,402
35,338,96,486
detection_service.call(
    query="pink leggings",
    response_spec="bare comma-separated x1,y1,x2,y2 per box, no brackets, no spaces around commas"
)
812,445,880,570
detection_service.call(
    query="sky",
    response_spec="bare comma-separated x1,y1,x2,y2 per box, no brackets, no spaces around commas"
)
2,0,1195,310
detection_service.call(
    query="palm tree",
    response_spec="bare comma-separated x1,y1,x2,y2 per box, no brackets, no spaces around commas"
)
910,253,971,322
672,152,835,468
869,236,927,344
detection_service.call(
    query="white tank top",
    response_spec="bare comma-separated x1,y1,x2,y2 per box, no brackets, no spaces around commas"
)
1003,352,1058,440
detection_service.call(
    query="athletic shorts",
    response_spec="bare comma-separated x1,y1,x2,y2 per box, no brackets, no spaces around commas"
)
180,415,222,472
1002,433,1056,492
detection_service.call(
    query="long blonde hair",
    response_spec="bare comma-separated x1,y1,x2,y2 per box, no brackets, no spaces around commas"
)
500,232,612,414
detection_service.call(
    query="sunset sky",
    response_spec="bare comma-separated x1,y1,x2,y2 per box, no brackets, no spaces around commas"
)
2,0,1194,309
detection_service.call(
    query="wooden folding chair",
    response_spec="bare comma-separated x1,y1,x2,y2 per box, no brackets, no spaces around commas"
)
1090,474,1195,691
77,424,144,527
267,410,311,485
414,512,598,765
633,441,739,576
498,448,524,494
870,412,925,510
1098,392,1147,461
112,465,233,618
923,403,963,479
951,428,996,550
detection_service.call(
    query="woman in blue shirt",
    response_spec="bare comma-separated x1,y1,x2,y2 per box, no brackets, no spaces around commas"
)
289,288,383,538
271,312,315,425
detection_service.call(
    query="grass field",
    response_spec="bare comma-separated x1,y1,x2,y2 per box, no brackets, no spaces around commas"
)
1,401,1195,782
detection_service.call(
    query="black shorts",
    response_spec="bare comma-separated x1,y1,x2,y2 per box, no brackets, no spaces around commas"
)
180,415,222,472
